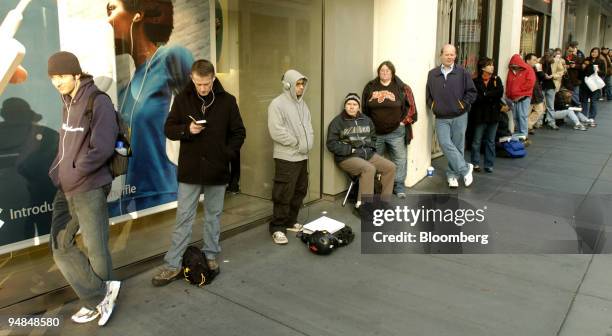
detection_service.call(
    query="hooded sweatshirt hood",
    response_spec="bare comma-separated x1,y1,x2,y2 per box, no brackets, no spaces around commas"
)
506,54,536,101
508,54,530,72
268,69,314,162
282,69,308,102
48,75,118,195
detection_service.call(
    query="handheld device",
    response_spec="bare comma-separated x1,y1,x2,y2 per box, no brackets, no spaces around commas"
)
188,115,207,125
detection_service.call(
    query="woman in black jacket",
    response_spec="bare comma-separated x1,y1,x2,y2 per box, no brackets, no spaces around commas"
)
470,57,504,173
580,47,605,126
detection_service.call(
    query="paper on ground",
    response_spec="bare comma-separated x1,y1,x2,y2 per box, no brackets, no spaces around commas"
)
303,216,345,234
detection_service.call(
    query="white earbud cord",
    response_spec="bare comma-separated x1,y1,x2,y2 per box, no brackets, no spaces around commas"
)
196,89,215,119
49,97,73,173
118,21,162,138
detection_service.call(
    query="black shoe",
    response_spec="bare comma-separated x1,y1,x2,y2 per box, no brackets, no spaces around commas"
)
546,123,560,130
352,206,361,218
207,260,221,283
227,184,240,194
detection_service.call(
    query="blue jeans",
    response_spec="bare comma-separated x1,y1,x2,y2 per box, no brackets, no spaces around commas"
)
375,125,406,194
581,90,601,119
164,183,226,269
572,86,580,106
512,97,531,136
435,112,469,179
471,123,498,169
543,89,557,126
605,76,612,100
50,185,112,309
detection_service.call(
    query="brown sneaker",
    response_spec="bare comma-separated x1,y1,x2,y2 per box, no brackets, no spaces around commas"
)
151,266,181,287
207,259,221,280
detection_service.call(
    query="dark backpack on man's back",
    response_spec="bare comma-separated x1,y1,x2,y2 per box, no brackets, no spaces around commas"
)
85,90,131,178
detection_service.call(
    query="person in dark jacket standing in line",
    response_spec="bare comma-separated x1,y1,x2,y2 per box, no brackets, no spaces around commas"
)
426,44,477,189
600,47,612,100
153,59,246,286
470,57,504,173
326,93,396,211
565,45,584,106
47,52,121,326
580,47,605,127
362,61,417,199
267,69,314,245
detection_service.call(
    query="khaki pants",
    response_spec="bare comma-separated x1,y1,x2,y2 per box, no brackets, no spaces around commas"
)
338,154,396,202
528,102,545,129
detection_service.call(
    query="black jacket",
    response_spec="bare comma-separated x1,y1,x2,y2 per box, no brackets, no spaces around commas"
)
580,57,606,98
470,75,504,124
541,61,556,91
165,79,246,185
532,68,545,104
362,76,418,145
326,111,376,163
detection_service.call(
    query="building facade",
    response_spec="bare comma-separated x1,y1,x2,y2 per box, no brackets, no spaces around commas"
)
0,0,608,312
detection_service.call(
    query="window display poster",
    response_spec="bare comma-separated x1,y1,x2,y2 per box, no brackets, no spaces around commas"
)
0,0,213,253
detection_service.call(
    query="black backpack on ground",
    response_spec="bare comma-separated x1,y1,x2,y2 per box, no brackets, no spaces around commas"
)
181,246,217,287
297,225,355,255
85,90,131,178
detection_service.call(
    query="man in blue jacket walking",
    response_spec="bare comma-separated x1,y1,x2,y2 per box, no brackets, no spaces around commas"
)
47,51,121,326
426,44,477,188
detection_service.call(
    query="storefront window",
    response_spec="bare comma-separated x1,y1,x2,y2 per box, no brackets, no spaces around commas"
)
455,0,483,75
521,15,540,55
0,0,322,309
216,0,322,203
563,3,576,48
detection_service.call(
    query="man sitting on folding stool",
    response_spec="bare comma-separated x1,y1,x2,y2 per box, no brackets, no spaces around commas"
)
326,93,396,214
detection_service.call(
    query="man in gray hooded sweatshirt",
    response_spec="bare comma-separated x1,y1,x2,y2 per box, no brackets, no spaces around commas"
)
268,69,314,244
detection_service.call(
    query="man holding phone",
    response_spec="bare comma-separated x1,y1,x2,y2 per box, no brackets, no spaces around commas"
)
153,59,246,286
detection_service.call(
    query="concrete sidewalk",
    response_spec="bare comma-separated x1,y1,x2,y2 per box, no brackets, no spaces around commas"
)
12,103,612,335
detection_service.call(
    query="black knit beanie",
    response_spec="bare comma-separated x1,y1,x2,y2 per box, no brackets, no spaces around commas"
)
344,93,361,107
47,51,82,76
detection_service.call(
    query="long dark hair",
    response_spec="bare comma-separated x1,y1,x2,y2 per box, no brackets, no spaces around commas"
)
475,57,494,78
589,47,601,61
376,61,396,81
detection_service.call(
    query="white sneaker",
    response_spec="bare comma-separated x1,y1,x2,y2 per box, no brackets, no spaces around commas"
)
463,163,474,187
573,123,587,131
286,223,303,232
97,280,121,326
71,307,100,324
568,106,583,112
586,119,597,127
272,231,288,245
448,177,459,188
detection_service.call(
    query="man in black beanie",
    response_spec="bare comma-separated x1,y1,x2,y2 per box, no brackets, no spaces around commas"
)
326,93,396,212
46,51,121,326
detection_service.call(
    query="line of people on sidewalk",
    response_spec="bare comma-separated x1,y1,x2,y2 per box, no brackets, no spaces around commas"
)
42,40,604,327
508,41,601,140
